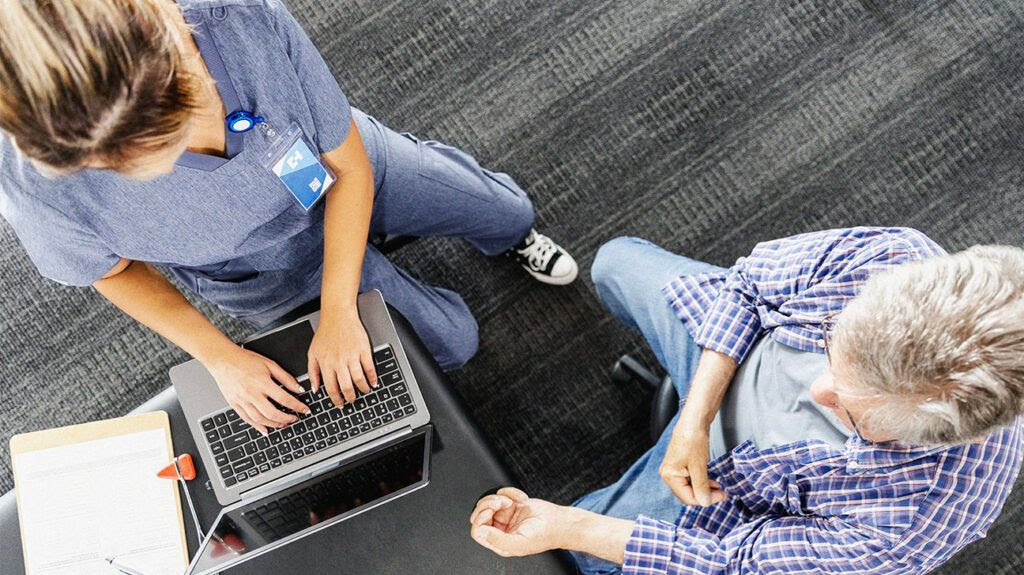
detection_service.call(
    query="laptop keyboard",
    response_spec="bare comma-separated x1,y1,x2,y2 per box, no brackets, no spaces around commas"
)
199,345,417,488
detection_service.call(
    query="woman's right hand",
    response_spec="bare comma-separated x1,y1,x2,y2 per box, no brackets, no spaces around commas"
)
659,420,728,507
204,345,311,435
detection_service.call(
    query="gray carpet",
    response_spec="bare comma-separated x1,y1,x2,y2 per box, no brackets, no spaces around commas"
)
2,0,1023,572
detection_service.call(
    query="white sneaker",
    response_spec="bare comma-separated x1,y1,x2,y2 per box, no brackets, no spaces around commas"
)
507,229,578,285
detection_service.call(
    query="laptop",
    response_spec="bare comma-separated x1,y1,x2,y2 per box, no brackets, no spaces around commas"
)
170,290,433,574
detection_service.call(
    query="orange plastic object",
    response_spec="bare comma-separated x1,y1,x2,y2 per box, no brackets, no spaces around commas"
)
157,453,197,480
157,462,179,480
177,454,197,480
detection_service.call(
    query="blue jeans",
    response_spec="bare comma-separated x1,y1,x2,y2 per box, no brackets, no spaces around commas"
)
349,111,535,371
570,237,725,575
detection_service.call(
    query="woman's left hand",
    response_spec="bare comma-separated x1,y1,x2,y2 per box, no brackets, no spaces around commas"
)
307,308,378,408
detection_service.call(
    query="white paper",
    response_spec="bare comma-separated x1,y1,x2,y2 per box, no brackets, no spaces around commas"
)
15,428,187,575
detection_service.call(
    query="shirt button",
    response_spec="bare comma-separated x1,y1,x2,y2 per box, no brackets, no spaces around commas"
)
818,339,826,348
848,461,860,469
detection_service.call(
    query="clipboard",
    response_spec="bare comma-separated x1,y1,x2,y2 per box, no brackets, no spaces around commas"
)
10,411,189,575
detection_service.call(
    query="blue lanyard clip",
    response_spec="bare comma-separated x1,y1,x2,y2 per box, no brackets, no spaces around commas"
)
225,110,264,133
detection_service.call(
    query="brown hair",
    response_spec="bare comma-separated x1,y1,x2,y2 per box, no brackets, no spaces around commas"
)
0,0,204,177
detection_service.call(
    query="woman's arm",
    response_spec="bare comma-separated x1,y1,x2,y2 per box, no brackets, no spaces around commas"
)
93,259,309,433
307,119,379,408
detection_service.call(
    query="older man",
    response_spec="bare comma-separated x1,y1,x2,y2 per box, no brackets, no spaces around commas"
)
470,227,1024,574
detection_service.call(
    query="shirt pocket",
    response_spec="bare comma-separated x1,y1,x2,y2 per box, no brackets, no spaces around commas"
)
192,259,262,314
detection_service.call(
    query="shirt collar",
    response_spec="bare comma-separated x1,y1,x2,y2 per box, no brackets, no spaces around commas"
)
844,434,947,471
175,17,244,171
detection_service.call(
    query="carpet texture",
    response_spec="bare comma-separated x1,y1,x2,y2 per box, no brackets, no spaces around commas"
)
2,0,1023,572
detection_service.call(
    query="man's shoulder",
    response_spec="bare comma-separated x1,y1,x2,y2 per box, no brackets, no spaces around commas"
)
779,226,946,273
837,226,946,259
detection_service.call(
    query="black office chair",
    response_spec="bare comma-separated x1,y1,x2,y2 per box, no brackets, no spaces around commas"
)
371,233,418,254
612,355,679,444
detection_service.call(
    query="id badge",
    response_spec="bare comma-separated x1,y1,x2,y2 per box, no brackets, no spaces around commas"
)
261,122,335,211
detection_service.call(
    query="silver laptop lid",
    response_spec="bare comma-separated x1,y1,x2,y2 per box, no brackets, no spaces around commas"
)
187,426,432,575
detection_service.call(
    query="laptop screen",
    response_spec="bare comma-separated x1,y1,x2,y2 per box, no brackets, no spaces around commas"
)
188,428,430,574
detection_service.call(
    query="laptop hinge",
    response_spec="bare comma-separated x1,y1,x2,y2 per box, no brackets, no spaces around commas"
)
238,426,415,501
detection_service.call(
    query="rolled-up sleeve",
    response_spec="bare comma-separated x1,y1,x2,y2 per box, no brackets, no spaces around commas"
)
267,1,353,152
690,264,762,362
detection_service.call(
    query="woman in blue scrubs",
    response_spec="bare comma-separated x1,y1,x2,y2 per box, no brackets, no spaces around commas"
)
0,0,577,433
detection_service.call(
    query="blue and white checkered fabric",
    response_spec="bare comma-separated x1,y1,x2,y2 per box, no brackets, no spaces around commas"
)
627,227,1024,574
663,227,944,362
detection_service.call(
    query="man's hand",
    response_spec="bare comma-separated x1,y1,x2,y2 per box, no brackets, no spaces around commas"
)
307,309,378,408
471,488,635,564
206,346,310,435
660,421,728,506
470,488,567,557
659,348,738,506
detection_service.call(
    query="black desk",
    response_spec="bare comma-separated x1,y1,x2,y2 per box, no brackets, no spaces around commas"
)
0,310,574,574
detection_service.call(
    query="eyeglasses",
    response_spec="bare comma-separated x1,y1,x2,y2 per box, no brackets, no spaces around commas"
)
820,315,869,442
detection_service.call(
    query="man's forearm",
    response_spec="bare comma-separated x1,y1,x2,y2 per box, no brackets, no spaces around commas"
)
93,261,235,363
679,349,738,431
558,507,635,565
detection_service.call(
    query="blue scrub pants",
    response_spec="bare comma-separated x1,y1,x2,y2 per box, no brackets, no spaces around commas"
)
352,112,534,371
569,237,725,575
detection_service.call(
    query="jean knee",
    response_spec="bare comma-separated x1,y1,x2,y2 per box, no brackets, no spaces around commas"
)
591,237,650,289
490,172,534,239
437,310,479,370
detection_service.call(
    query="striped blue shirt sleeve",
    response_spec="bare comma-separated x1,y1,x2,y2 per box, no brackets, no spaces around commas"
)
690,263,762,362
681,227,945,362
622,514,912,575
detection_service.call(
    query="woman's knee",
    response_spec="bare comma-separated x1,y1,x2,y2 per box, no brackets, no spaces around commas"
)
485,171,535,244
436,310,479,370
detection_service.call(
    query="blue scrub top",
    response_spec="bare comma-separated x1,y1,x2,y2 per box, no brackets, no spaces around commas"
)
0,0,377,325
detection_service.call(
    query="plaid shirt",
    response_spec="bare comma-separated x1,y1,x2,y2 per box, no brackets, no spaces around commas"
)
623,227,1024,574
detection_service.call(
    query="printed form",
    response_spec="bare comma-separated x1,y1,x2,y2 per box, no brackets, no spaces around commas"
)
14,428,187,575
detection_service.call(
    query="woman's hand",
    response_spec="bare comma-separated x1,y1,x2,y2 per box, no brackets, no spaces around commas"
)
205,346,311,435
307,309,378,408
659,420,728,506
470,488,568,557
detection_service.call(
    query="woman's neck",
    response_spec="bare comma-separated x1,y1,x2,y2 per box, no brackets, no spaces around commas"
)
186,95,227,157
178,22,227,157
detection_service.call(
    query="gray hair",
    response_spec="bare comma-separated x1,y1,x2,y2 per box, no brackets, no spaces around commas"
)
834,245,1024,445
